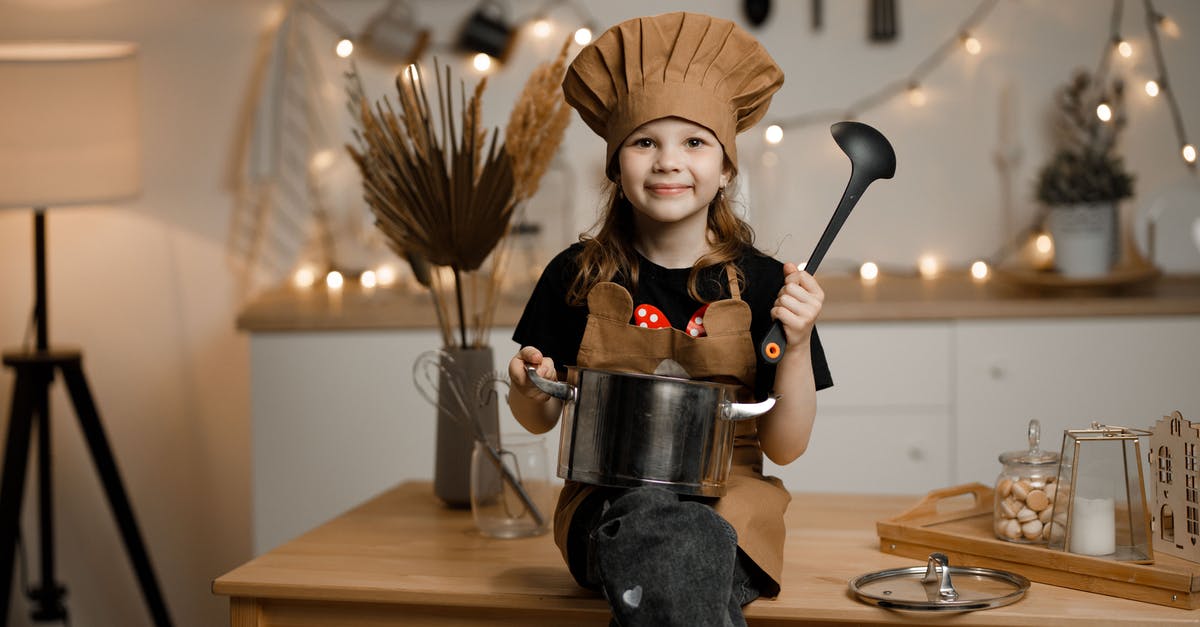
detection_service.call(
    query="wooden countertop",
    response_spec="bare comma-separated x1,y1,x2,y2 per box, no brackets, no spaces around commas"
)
213,481,1200,626
236,273,1200,332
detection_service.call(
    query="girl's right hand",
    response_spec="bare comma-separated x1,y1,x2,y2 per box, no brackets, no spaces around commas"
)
509,346,557,403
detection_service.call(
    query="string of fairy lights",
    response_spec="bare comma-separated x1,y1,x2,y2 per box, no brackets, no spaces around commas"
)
761,0,1195,284
292,0,1195,291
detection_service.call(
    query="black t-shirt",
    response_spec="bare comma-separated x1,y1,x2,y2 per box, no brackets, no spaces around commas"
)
512,243,834,400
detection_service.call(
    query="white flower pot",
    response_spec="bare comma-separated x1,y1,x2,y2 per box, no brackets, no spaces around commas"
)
1046,202,1117,278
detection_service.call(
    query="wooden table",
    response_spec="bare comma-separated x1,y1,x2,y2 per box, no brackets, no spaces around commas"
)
213,481,1200,625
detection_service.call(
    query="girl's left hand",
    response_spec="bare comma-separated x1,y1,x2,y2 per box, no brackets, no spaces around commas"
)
771,262,824,347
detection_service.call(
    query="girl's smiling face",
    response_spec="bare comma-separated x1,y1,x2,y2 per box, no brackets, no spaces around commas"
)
617,117,731,229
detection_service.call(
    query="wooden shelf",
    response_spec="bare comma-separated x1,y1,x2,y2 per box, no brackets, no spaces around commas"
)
236,273,1200,332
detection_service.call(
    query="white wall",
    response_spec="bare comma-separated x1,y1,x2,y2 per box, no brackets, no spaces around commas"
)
0,2,265,625
1,1,1198,626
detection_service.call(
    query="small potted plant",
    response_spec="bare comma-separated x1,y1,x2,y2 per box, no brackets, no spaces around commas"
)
1034,69,1135,277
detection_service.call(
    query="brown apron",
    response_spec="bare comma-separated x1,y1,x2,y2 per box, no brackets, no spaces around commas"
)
552,267,792,593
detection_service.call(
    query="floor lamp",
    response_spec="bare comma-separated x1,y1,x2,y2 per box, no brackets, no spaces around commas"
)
0,42,172,626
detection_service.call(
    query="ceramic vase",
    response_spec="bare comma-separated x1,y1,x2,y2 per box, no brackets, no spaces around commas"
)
1046,202,1118,278
434,346,500,508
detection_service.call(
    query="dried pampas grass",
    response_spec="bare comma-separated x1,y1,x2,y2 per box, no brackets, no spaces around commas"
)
505,38,573,204
475,38,574,343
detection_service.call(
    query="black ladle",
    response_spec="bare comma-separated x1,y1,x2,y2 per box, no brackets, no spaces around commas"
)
760,121,897,364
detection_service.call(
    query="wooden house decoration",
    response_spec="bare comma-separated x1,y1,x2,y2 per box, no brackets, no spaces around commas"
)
1149,410,1200,563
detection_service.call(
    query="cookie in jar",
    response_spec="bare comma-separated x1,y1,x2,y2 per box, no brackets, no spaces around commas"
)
994,419,1060,543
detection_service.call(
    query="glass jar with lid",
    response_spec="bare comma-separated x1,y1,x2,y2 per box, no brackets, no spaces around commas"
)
994,419,1060,543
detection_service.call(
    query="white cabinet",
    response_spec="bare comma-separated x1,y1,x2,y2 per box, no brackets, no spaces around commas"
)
765,322,954,494
769,316,1200,496
952,316,1200,488
248,315,1200,553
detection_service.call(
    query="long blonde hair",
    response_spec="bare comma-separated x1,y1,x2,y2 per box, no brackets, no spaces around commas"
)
567,182,757,305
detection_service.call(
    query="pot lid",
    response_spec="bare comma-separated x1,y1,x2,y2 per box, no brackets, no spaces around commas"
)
998,419,1059,465
849,553,1030,612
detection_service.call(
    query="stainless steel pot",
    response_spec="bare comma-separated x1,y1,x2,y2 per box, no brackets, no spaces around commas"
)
525,365,775,497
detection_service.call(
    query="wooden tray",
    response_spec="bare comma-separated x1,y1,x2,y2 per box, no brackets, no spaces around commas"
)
877,483,1200,609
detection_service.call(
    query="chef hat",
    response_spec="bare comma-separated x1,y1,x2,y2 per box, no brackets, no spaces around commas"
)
562,12,784,181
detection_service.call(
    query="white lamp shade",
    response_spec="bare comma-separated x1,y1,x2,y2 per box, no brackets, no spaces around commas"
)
0,41,141,209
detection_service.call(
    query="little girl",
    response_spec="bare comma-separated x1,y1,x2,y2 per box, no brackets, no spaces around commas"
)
507,12,833,626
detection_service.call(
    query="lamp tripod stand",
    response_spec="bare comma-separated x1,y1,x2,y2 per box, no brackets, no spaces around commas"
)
0,210,173,625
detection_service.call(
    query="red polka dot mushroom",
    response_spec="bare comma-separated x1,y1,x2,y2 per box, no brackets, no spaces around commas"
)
685,304,709,337
633,304,671,329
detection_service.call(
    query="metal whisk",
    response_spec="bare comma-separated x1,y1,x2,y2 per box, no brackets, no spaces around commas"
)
412,350,545,527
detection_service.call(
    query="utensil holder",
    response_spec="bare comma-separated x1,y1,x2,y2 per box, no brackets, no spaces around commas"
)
433,346,499,508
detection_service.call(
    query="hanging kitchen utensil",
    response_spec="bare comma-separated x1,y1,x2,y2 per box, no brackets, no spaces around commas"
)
743,0,772,27
760,121,897,363
849,553,1030,611
357,0,430,65
869,0,898,42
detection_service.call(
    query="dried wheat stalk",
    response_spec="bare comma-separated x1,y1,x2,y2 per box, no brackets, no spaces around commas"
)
505,38,573,204
476,38,574,344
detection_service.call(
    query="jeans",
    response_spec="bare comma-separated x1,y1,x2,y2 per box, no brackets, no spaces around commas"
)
566,486,763,627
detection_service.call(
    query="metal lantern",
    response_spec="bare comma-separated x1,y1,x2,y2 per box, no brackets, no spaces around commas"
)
1046,423,1154,563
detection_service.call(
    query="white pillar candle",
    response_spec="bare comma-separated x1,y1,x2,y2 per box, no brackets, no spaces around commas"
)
1068,497,1116,556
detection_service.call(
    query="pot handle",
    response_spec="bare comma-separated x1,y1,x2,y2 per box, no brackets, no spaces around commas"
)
723,396,777,421
524,364,576,402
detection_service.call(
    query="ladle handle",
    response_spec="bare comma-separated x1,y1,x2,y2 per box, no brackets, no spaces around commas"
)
759,172,869,364
760,121,895,365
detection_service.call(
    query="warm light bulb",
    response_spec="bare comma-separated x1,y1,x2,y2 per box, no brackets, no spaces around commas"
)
262,3,287,29
532,19,552,38
326,270,344,289
1145,79,1160,97
1028,233,1055,270
472,53,492,72
907,84,927,107
1096,102,1113,122
917,254,941,279
335,38,354,58
360,270,377,289
1184,144,1198,164
1035,233,1053,254
574,27,593,45
970,260,990,281
764,124,783,144
376,264,397,287
1116,40,1133,58
293,267,316,289
962,35,982,55
309,149,335,173
859,262,880,281
1159,15,1181,38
